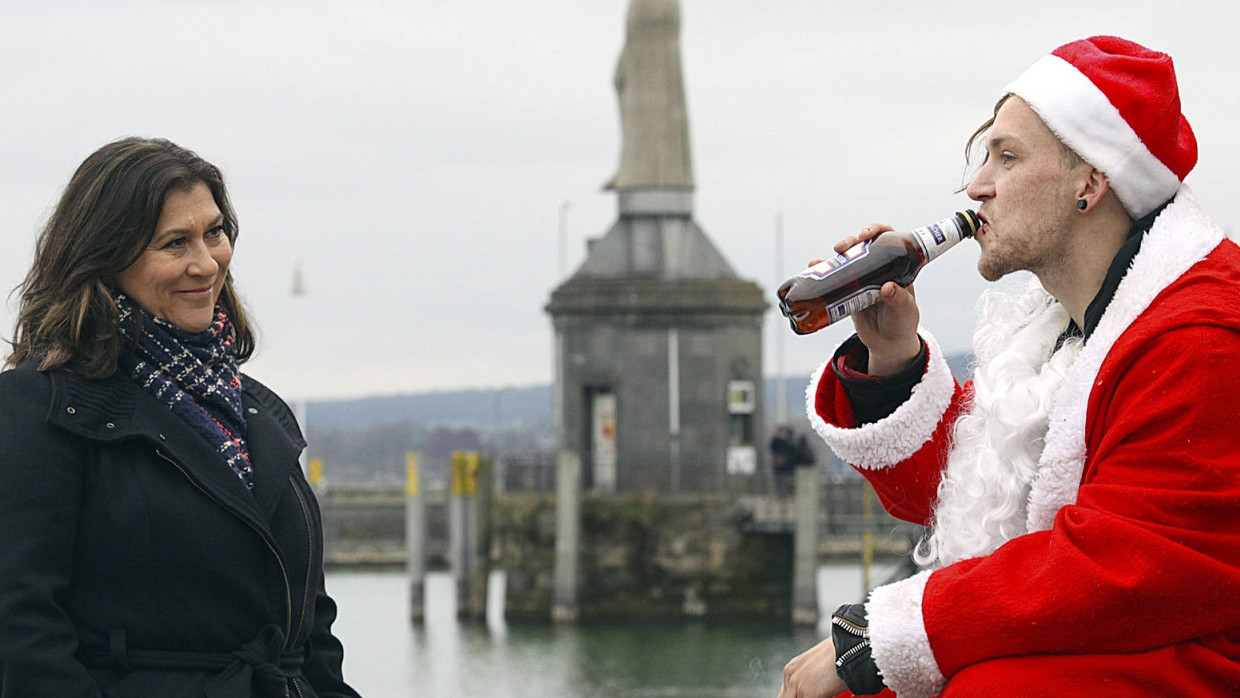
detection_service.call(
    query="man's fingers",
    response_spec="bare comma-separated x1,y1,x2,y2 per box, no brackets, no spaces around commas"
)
832,222,892,254
859,222,893,240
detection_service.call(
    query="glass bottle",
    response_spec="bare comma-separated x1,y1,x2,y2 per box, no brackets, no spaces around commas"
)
777,210,981,335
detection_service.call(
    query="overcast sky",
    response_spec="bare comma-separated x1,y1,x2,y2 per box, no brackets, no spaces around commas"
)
2,0,1237,400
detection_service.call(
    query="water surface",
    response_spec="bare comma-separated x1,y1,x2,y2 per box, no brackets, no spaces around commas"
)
328,564,894,697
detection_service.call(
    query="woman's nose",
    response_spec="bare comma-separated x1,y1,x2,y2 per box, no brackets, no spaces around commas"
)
186,239,220,277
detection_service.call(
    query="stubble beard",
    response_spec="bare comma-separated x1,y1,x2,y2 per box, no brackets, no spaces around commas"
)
977,242,1018,283
976,213,1075,284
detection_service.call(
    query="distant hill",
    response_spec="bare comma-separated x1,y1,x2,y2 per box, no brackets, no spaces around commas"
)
306,352,973,434
306,384,554,432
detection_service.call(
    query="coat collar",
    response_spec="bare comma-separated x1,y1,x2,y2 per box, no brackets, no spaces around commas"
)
47,367,307,533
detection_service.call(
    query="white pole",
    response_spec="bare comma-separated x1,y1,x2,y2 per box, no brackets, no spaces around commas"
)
775,213,787,426
405,452,426,623
668,328,681,493
553,450,581,623
558,201,570,278
297,398,309,474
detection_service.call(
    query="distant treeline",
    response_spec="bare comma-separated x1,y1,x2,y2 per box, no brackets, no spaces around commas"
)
306,357,974,434
303,356,973,485
304,378,819,435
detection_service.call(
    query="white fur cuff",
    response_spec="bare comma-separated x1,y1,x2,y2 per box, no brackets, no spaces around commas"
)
867,569,944,698
806,330,956,470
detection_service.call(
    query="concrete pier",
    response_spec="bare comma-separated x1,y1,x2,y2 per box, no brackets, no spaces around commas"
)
320,474,921,624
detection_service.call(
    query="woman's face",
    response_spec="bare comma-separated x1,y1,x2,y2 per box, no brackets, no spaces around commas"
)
116,180,233,333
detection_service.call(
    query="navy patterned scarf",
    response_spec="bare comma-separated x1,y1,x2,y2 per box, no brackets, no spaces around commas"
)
115,293,253,489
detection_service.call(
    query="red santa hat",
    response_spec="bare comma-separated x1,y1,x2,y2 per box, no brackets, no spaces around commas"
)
1004,35,1196,219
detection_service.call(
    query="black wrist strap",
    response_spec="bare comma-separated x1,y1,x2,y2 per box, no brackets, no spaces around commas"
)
832,335,927,425
831,603,885,695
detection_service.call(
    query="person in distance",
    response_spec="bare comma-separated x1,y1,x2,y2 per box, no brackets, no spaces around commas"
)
0,137,361,697
779,36,1240,698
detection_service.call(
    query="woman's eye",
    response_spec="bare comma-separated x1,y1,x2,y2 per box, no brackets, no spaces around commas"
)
206,226,227,241
162,237,187,250
1000,152,1016,164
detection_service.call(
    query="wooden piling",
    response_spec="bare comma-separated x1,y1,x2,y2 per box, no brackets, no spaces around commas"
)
792,464,820,626
450,451,481,620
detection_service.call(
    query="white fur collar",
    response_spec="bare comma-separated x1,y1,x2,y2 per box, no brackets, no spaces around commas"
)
923,281,1077,566
1025,186,1224,531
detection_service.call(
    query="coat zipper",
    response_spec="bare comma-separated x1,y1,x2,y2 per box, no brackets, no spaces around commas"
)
835,638,872,668
831,614,868,638
288,475,315,645
831,613,872,669
156,449,294,644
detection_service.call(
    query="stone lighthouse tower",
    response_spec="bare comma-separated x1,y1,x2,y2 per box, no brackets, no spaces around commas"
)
546,0,767,494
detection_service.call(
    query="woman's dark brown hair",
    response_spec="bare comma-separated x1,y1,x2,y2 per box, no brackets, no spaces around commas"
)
6,137,255,377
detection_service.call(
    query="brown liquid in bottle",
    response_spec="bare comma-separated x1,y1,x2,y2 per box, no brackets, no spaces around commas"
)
777,210,980,335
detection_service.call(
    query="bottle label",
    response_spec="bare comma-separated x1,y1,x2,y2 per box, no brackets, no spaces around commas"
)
909,216,965,263
827,287,883,324
801,244,869,280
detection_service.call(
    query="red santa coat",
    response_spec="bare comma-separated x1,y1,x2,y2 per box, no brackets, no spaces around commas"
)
808,189,1240,697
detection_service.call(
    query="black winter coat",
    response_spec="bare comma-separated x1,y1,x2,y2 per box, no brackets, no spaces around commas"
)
0,363,361,697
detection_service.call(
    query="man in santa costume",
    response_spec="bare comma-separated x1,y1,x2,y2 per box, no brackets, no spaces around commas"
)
778,36,1240,698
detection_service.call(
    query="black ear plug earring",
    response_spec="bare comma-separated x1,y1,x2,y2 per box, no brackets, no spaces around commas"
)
1077,199,1088,211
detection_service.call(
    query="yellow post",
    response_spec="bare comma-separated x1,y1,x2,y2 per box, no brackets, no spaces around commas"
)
463,451,478,495
307,458,324,487
451,451,479,496
405,452,420,496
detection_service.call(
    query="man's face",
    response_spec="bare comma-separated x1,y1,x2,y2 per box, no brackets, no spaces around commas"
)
966,97,1086,282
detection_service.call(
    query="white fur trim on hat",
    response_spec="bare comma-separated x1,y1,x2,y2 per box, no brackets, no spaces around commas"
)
866,569,944,698
806,330,955,470
1005,54,1182,220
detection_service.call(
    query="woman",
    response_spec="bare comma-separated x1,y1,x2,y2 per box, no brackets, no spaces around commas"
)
0,137,360,697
